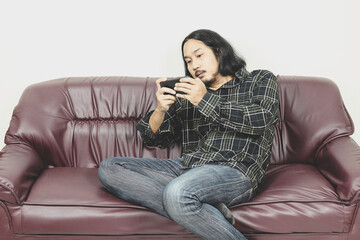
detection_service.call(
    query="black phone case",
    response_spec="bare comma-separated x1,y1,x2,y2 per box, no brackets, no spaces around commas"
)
160,78,186,95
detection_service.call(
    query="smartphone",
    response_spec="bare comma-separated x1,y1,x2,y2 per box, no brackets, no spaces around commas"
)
160,77,186,95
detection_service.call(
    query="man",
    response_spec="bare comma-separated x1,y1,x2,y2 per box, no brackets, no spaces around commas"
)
98,29,279,240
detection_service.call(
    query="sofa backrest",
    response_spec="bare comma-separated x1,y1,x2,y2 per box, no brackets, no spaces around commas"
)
5,77,181,167
5,76,354,167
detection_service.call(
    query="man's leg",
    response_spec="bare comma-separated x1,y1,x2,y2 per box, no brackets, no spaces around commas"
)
98,157,183,217
162,164,253,240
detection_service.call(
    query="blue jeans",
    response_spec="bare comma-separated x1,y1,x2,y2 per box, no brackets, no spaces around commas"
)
98,157,253,240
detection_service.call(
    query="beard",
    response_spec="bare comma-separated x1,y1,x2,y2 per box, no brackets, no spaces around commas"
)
201,71,218,87
203,78,216,87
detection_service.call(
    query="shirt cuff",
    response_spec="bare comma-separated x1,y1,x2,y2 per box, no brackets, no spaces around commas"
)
136,110,172,139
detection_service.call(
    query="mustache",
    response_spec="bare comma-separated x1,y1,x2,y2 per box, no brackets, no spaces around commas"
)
195,70,205,77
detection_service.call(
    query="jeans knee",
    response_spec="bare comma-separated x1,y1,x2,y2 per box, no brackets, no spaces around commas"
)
99,157,115,168
163,180,200,220
98,157,116,186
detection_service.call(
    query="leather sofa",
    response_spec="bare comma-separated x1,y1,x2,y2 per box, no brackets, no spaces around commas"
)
0,75,359,240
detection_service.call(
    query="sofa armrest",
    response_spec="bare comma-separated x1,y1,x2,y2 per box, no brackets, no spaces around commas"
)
0,144,44,204
317,136,360,203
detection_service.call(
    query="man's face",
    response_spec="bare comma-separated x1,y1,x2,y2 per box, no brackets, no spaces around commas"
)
183,39,220,86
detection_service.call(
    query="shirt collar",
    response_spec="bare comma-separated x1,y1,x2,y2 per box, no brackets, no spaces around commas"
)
211,68,249,90
235,67,249,81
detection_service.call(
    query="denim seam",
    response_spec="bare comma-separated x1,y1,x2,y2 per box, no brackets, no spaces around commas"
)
117,162,179,179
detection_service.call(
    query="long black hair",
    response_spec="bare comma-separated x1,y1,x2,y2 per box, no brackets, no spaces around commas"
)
181,29,246,77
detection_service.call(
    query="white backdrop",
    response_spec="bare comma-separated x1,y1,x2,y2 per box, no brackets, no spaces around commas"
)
0,0,359,149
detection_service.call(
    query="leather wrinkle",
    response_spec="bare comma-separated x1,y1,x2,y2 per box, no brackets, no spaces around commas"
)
62,78,144,166
63,78,77,167
72,118,142,123
90,80,99,120
63,78,77,120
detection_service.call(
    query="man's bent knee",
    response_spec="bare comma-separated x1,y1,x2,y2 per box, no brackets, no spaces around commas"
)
163,179,201,220
98,157,118,187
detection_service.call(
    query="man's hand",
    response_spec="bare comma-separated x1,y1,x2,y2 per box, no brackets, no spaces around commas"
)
155,78,176,113
174,77,207,106
149,78,177,134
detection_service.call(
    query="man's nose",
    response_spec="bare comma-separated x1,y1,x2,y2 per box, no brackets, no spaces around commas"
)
192,59,200,70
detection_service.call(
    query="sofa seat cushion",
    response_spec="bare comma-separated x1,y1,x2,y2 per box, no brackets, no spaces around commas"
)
232,164,353,234
10,167,188,236
8,164,351,236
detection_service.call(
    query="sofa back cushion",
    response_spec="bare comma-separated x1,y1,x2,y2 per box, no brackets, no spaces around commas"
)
5,76,353,167
5,77,181,167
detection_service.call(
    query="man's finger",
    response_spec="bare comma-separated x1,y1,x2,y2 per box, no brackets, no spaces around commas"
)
179,77,195,84
156,78,167,88
175,83,192,91
161,87,176,95
176,93,189,100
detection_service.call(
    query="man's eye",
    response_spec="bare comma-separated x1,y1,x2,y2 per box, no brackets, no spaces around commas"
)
197,54,203,58
186,60,192,64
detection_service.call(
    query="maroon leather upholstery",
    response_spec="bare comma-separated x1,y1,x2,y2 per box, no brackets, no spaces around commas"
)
0,75,359,239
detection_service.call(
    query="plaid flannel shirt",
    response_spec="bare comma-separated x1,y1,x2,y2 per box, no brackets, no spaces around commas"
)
136,68,279,191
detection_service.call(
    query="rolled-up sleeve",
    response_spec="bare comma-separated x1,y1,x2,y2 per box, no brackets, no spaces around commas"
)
136,105,182,148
